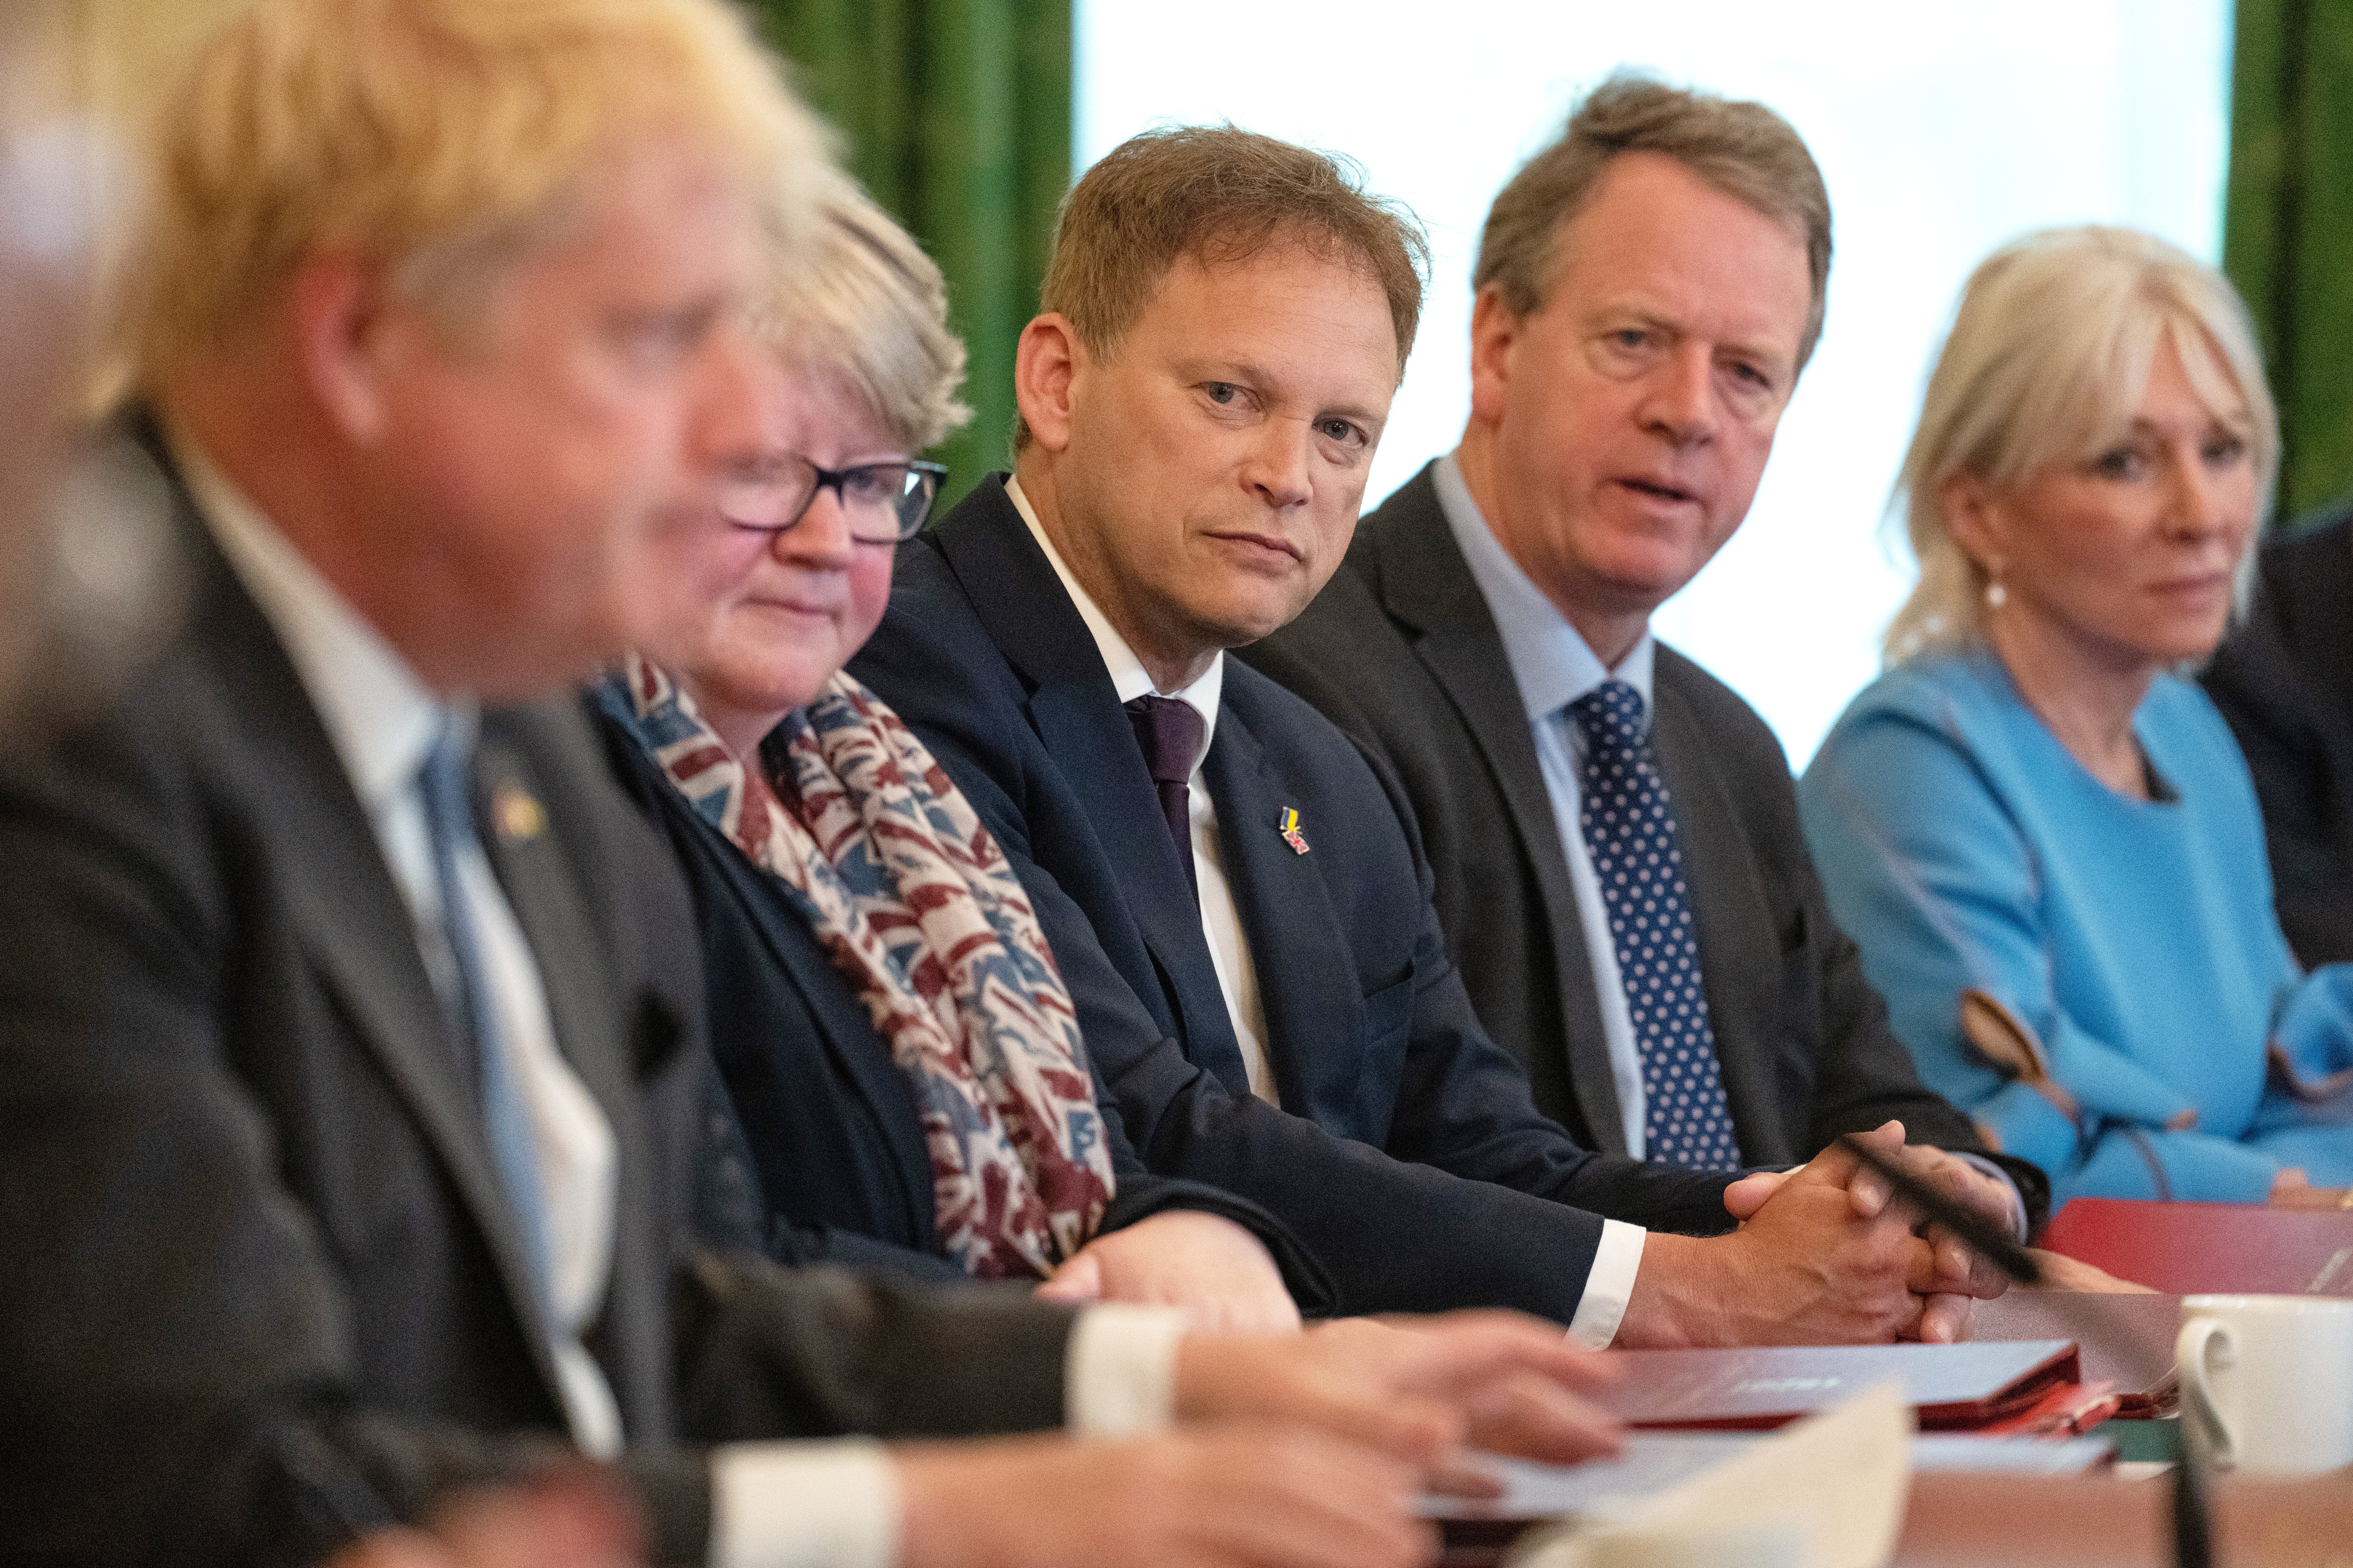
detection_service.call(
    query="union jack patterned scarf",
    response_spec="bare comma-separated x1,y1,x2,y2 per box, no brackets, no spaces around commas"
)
611,654,1114,1278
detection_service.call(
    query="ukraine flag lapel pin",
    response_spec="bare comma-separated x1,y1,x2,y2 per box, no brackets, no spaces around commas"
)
1277,807,1309,855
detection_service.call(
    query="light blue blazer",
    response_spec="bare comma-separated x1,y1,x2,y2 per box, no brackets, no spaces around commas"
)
1800,651,2353,1206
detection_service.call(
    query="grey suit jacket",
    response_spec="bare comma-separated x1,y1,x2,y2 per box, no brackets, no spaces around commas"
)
0,426,1076,1568
1242,465,2048,1225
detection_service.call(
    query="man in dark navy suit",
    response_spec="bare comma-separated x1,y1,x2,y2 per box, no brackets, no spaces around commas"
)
853,126,2007,1348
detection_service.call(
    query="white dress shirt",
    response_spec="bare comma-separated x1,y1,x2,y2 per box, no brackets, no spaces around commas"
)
1432,453,2024,1236
1011,477,1642,1345
175,434,1189,1568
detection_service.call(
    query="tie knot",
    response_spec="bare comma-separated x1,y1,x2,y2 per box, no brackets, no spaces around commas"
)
1125,695,1205,785
1567,680,1645,752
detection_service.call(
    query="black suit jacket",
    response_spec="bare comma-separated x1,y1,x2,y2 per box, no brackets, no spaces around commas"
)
2201,508,2353,966
0,431,1076,1568
849,477,1737,1327
592,691,1333,1307
1241,465,2047,1226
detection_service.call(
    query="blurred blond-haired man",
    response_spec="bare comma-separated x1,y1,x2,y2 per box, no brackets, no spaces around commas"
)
0,7,1620,1568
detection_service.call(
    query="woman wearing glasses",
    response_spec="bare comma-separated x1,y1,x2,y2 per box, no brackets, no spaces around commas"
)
593,174,1319,1326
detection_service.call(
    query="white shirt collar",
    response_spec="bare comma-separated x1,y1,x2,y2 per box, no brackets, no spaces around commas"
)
1006,474,1222,774
168,424,459,807
1432,450,1654,734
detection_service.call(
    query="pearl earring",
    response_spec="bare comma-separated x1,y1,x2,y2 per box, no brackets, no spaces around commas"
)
1985,579,2006,609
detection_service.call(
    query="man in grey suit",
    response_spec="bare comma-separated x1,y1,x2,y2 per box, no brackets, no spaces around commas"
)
0,6,1612,1567
1242,78,2048,1312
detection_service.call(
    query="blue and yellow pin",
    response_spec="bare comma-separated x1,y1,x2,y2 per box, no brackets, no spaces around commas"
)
1277,807,1309,855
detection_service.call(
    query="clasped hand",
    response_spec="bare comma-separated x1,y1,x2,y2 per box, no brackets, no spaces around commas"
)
1716,1119,2016,1343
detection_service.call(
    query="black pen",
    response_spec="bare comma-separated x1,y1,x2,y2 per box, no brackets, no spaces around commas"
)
1832,1132,2043,1286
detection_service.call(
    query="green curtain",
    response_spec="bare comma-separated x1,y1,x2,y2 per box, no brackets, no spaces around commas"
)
749,0,1072,510
2224,0,2353,530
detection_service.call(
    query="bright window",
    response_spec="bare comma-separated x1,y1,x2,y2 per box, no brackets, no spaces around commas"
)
1078,0,2233,765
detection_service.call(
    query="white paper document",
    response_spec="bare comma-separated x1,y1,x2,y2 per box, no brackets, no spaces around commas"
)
1505,1383,1914,1568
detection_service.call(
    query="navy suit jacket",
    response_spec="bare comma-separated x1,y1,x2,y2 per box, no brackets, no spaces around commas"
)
849,477,1736,1325
1243,465,2048,1230
593,690,1333,1307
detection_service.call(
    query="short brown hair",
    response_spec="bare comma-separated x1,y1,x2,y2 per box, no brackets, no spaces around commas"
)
1476,74,1832,367
1020,124,1427,446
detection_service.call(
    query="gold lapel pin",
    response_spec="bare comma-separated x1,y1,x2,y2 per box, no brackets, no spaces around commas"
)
1277,807,1309,855
492,786,546,842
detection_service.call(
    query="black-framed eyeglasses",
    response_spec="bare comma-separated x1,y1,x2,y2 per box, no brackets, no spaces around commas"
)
720,455,948,545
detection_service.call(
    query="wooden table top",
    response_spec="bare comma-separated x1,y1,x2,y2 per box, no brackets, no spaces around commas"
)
1893,1468,2353,1567
1439,1466,2353,1567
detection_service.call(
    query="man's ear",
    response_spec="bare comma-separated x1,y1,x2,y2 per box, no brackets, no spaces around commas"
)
289,250,398,443
1939,470,2006,575
1015,313,1083,454
1466,286,1523,430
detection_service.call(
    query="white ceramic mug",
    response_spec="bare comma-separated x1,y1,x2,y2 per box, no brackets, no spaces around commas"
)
2175,1294,2353,1475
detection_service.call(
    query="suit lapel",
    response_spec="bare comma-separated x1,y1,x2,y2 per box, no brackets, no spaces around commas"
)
157,460,571,1408
472,729,630,1136
1200,704,1365,1122
932,485,1254,1091
246,651,568,1398
1366,475,1628,1153
1649,675,1787,1160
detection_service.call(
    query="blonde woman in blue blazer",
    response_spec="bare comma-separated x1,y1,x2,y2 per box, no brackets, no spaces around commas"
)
1801,227,2353,1209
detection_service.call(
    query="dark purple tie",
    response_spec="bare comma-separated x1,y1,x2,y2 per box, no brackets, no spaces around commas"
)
1125,694,1205,901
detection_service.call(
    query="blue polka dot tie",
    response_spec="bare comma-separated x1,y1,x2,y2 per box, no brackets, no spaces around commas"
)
1567,680,1742,1171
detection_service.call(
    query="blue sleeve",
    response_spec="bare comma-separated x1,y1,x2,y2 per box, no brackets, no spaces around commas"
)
2246,967,2353,1185
1800,706,2277,1204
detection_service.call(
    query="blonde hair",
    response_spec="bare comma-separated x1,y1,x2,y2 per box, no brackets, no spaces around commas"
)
1884,225,2278,663
1477,74,1832,368
750,170,970,455
122,0,828,387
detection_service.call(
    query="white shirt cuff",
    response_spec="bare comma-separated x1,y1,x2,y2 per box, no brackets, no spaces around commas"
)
709,1438,898,1568
1565,1219,1646,1348
1065,1302,1189,1436
1951,1152,2031,1240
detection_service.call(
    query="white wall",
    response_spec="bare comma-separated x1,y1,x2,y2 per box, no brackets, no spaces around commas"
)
1077,0,2233,767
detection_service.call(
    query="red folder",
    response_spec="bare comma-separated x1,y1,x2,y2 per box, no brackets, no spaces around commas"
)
1964,1291,2182,1417
2037,1199,2353,1297
1589,1340,2095,1431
